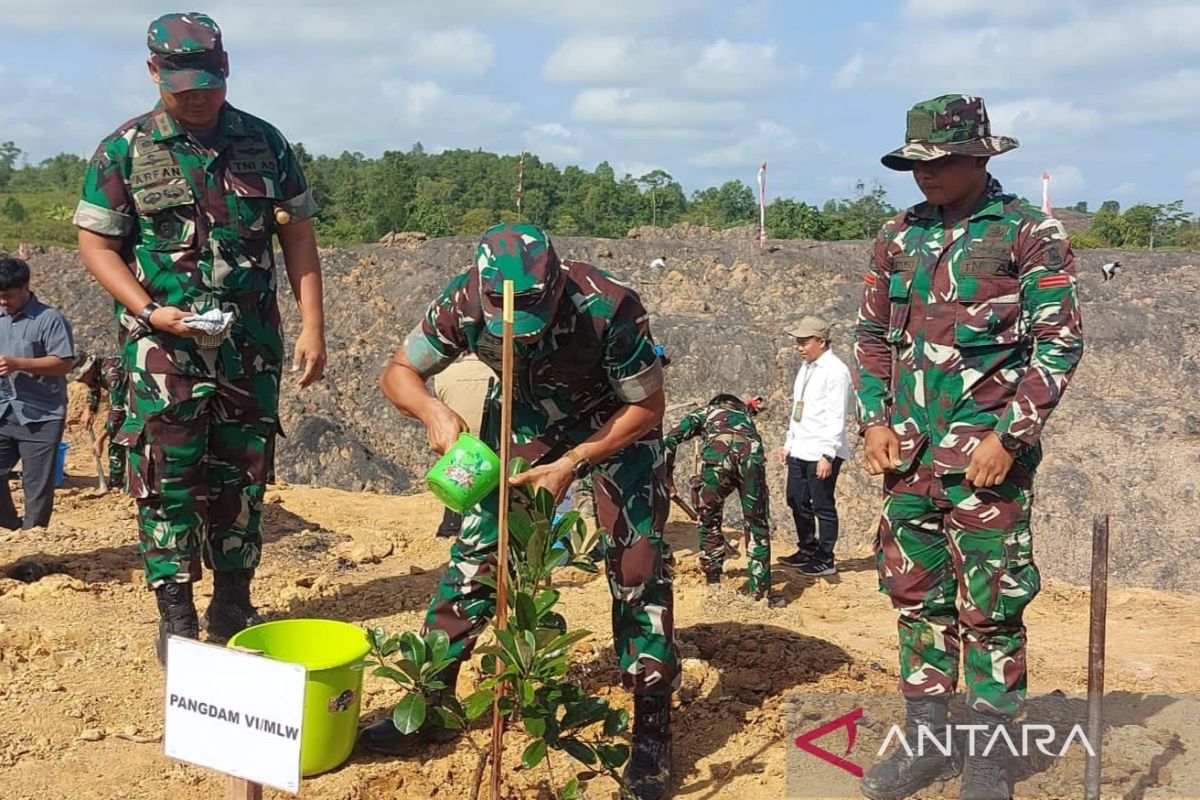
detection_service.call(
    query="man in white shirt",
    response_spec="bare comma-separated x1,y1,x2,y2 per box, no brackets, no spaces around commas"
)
777,316,852,576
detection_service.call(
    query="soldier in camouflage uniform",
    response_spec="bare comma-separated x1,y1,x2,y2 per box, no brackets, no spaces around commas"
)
375,223,676,800
74,13,327,664
73,353,129,488
854,95,1084,800
663,394,777,603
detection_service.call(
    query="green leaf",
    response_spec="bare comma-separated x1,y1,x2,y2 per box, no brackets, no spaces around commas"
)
521,739,547,770
371,665,416,686
596,743,630,770
391,693,427,735
480,652,497,676
532,485,556,520
475,574,498,591
560,777,580,800
544,628,591,656
508,509,536,551
603,707,629,737
367,626,386,652
534,588,560,617
425,629,450,666
462,689,494,721
523,715,547,738
519,678,535,706
559,736,598,766
541,611,568,633
428,705,465,731
399,631,426,665
560,697,608,730
394,658,421,683
527,528,547,577
515,592,538,632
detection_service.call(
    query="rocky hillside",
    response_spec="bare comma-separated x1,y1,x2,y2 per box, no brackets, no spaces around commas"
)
30,231,1200,592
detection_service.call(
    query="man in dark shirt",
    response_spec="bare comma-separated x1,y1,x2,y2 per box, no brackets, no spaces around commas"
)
0,258,76,529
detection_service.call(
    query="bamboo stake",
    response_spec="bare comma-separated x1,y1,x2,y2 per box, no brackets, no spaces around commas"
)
226,776,262,800
1084,515,1109,800
490,280,515,800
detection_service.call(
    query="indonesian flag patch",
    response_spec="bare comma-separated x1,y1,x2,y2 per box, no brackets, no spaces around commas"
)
1037,274,1070,290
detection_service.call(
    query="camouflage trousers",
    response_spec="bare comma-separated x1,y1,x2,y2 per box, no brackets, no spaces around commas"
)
875,457,1040,717
103,407,127,487
424,419,680,696
118,370,279,588
694,446,771,594
572,474,596,522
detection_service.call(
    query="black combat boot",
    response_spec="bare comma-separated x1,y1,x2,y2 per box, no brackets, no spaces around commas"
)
203,569,264,640
622,693,672,800
155,582,199,666
960,708,1014,800
705,572,721,585
860,697,961,800
360,663,462,754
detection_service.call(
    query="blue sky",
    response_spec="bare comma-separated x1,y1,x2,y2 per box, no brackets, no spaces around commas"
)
3,0,1199,213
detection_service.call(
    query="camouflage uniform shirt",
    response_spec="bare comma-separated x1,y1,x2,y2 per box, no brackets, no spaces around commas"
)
405,259,663,442
83,356,128,414
854,176,1084,474
73,103,317,379
662,401,763,468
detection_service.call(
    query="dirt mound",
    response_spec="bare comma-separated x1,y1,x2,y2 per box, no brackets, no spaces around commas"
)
25,239,1200,592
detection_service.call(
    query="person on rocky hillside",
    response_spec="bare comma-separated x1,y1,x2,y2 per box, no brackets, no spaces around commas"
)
71,352,129,490
377,222,676,800
662,393,779,605
854,93,1085,800
0,257,75,530
776,315,852,577
73,12,327,665
1101,260,1120,281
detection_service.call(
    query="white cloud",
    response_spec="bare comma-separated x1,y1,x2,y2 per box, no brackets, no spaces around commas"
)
523,123,582,162
901,0,1071,23
1008,164,1086,200
1114,69,1200,124
613,161,665,180
571,88,743,129
833,53,864,91
545,35,794,95
401,30,495,79
688,120,811,168
682,39,788,95
987,98,1101,143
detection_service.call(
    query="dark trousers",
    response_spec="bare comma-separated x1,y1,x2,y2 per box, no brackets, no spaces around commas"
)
436,506,463,538
785,455,843,563
0,410,66,529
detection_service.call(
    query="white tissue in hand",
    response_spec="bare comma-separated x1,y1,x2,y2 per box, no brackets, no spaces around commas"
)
181,308,233,335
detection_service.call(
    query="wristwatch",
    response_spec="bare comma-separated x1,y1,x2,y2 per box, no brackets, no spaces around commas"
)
135,302,161,333
564,447,593,480
999,432,1025,455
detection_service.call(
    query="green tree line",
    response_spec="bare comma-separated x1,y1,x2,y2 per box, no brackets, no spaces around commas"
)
4,139,1198,251
0,140,897,248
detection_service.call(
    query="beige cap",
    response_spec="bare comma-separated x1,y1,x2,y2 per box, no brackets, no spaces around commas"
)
786,315,831,340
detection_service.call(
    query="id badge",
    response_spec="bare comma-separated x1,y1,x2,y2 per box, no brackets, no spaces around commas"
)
791,401,804,422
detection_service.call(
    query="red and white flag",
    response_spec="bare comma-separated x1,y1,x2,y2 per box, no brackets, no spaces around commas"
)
757,161,767,247
1041,170,1052,215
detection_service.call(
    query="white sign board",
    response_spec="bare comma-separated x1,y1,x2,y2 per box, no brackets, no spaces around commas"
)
164,637,306,794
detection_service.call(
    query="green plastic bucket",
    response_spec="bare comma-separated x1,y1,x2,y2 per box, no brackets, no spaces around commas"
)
426,432,501,514
227,619,370,776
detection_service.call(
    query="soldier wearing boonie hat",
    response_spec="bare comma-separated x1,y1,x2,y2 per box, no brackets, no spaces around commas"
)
378,222,677,799
73,12,328,666
855,94,1084,800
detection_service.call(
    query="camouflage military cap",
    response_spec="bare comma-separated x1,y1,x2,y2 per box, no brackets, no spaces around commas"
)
476,223,563,338
881,94,1019,171
147,12,226,93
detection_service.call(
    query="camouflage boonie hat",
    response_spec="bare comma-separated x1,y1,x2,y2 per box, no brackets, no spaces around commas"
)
881,94,1018,171
147,12,225,93
476,223,563,338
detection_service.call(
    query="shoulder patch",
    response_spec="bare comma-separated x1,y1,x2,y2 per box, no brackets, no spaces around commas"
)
1037,274,1070,289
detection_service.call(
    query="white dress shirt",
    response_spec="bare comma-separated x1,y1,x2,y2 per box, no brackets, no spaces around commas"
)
784,348,852,461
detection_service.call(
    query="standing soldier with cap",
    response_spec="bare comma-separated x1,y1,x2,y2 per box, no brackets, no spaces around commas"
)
73,12,327,664
854,94,1084,800
376,223,677,800
662,393,778,604
72,352,129,490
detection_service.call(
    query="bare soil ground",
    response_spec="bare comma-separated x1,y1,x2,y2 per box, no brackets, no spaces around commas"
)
1,412,1198,800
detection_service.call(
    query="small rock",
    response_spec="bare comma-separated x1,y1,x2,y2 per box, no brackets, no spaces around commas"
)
79,728,105,742
409,565,426,575
42,679,64,693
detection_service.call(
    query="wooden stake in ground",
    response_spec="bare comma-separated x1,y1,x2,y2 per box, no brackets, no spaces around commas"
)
1084,514,1109,800
226,776,262,800
490,280,515,800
